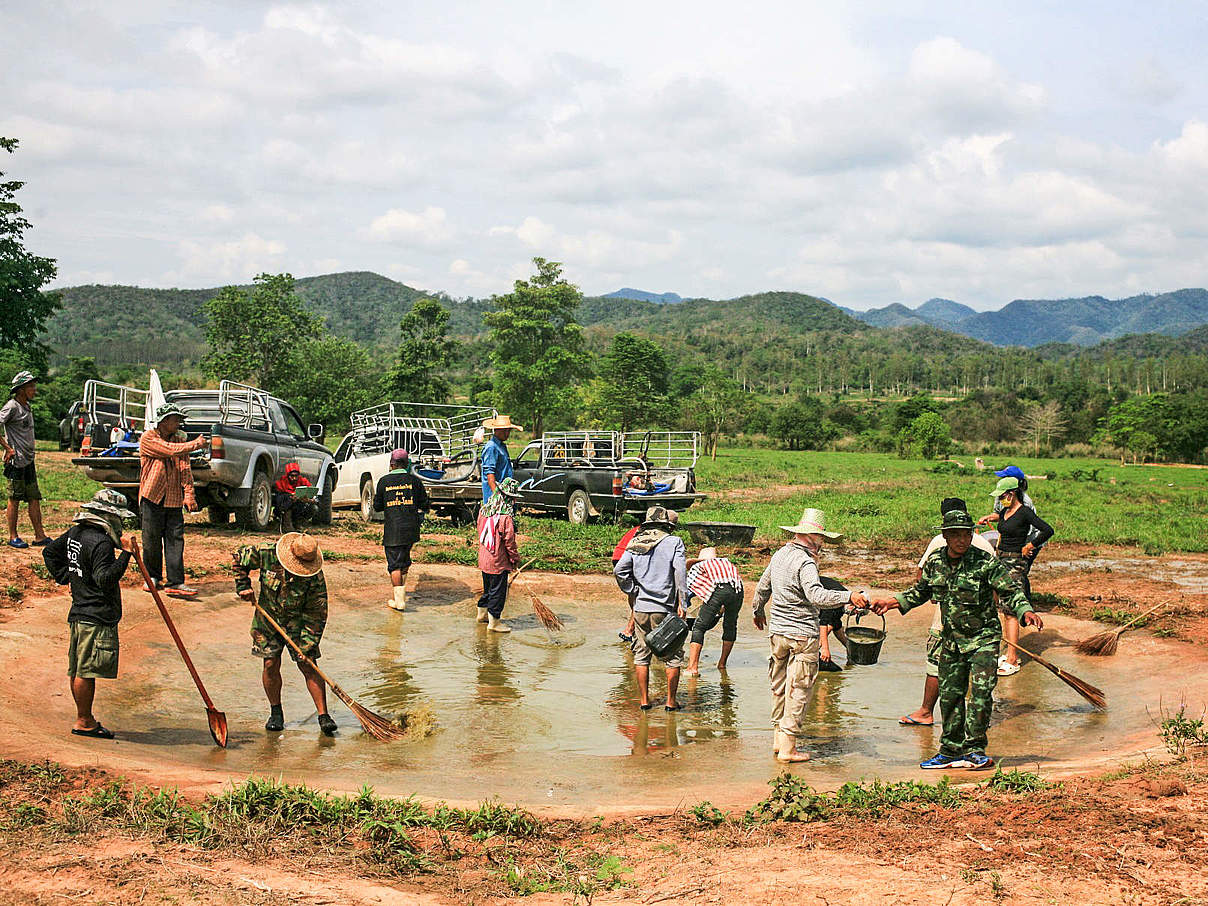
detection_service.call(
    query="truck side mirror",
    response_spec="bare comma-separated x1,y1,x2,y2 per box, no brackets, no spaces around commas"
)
308,424,325,440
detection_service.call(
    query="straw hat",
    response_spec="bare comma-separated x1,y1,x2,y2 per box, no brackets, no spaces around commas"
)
276,532,325,577
482,415,524,431
686,546,717,568
779,507,843,541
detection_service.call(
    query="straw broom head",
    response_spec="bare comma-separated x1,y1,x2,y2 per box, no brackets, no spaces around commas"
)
529,593,565,631
1074,630,1121,657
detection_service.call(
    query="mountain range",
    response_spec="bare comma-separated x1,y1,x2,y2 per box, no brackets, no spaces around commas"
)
841,289,1208,346
41,272,1208,369
603,287,683,304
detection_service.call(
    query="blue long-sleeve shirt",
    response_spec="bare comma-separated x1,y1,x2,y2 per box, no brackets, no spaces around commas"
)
480,436,513,502
613,534,687,614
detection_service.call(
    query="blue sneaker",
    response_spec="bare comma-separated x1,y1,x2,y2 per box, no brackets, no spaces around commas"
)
920,753,972,770
7,538,28,549
964,752,994,771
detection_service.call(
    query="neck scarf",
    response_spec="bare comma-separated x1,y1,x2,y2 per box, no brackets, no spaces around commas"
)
73,512,121,546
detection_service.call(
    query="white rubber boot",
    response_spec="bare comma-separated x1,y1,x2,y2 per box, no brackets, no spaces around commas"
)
487,613,511,633
476,606,489,623
776,731,810,763
388,586,406,612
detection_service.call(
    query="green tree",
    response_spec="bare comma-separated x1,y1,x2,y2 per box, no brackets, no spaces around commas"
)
202,273,323,390
1,137,60,362
589,333,670,431
384,298,458,403
897,410,951,459
276,336,377,433
687,368,745,459
770,396,833,450
1097,395,1171,463
484,257,586,436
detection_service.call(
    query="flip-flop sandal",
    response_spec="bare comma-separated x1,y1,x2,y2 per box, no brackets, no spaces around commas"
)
898,716,934,726
71,725,115,739
665,704,683,712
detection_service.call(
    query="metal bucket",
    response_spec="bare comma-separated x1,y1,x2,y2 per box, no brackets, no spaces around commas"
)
843,611,886,666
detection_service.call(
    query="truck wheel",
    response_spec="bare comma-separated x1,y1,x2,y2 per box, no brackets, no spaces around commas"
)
313,474,334,526
237,470,274,531
207,505,231,526
567,489,592,525
359,479,375,523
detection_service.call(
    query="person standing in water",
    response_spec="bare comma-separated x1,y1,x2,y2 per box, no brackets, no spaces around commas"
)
476,476,521,632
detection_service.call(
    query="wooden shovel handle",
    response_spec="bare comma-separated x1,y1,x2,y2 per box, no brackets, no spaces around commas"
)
130,539,219,711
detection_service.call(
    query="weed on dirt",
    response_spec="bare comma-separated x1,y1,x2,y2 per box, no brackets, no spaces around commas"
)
745,772,963,823
1159,704,1208,757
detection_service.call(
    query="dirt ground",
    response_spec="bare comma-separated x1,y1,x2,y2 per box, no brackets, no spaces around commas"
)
3,451,1208,904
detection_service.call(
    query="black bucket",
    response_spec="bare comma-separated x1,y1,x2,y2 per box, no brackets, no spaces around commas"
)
844,611,886,666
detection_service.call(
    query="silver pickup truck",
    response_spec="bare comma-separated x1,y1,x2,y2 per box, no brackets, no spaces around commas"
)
72,380,337,531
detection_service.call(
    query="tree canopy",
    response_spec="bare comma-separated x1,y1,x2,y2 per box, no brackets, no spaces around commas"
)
385,298,457,403
0,137,59,364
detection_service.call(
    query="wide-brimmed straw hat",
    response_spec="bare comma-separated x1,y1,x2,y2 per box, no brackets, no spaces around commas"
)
686,546,718,568
277,532,325,577
482,415,523,431
642,505,679,528
779,507,843,541
936,509,976,531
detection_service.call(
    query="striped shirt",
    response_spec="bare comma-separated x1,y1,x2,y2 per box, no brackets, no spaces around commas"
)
139,430,205,507
686,558,744,604
752,541,851,640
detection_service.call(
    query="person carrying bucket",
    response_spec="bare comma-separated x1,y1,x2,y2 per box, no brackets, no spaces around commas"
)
870,508,1043,771
752,508,868,764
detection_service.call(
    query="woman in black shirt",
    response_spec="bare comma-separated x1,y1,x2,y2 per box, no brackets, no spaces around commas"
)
980,476,1054,675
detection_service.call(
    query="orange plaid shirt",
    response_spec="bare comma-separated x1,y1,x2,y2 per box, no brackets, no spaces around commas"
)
139,430,205,507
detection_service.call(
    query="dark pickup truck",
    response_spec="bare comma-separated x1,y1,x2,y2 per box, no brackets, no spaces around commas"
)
510,430,704,523
73,380,337,530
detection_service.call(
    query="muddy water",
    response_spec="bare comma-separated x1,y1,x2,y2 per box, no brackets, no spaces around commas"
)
3,564,1206,813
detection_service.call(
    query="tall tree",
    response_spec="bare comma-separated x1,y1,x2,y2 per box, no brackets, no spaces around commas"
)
484,257,586,436
202,273,323,390
0,137,60,362
688,367,745,460
590,333,670,431
1020,400,1067,455
385,298,457,403
277,336,377,432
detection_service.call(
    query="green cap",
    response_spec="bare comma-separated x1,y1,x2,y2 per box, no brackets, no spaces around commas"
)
992,476,1020,497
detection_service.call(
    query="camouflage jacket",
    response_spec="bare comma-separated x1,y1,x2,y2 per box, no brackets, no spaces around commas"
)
233,543,327,614
895,546,1031,652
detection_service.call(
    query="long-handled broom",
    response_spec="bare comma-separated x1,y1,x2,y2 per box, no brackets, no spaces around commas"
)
513,573,565,631
1002,638,1106,709
251,599,406,740
1075,602,1167,657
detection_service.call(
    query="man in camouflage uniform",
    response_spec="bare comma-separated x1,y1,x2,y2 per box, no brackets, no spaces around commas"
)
234,532,337,736
872,508,1043,770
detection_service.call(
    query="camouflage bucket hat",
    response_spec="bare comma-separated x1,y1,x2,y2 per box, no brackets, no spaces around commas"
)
937,509,975,531
495,476,521,498
642,505,679,528
80,500,136,522
155,401,188,423
93,488,132,511
9,370,35,396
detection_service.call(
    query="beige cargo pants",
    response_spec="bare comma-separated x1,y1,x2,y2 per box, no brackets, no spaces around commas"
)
769,634,820,737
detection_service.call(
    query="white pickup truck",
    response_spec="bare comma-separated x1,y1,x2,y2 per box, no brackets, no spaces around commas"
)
330,402,495,522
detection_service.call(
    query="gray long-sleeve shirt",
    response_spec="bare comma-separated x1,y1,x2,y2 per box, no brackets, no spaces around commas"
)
753,541,852,640
613,534,687,614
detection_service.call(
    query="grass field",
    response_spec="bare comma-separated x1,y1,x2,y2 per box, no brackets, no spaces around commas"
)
5,445,1205,582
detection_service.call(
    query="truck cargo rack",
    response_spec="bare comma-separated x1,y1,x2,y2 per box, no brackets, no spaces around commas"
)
218,380,274,431
538,430,699,470
81,380,150,434
349,403,498,461
619,431,700,470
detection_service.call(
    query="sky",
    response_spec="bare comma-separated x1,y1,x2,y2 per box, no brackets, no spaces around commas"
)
2,1,1207,310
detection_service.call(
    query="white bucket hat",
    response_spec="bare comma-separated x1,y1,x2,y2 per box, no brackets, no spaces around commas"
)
779,507,844,541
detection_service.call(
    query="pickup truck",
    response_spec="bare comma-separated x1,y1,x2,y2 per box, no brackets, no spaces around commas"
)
511,430,704,523
330,402,495,523
73,380,337,531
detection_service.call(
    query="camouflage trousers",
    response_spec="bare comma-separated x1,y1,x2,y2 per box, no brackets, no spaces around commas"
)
997,553,1032,607
250,595,327,662
936,637,999,757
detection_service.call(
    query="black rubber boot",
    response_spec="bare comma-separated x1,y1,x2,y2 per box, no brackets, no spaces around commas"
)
318,713,337,737
265,705,284,732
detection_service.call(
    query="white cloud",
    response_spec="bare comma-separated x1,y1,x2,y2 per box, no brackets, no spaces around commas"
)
364,206,454,246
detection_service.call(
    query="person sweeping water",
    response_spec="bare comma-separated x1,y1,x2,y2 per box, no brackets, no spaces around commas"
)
234,532,337,736
476,477,521,633
870,508,1043,770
